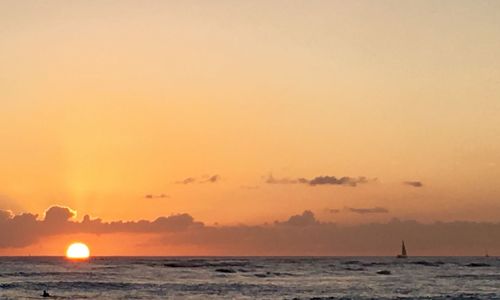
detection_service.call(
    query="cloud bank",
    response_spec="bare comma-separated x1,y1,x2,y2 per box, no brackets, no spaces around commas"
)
1,206,499,255
0,206,202,248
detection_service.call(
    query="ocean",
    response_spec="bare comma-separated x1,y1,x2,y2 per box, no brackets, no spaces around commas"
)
1,257,499,299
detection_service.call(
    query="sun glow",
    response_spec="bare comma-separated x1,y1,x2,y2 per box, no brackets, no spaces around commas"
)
66,242,90,259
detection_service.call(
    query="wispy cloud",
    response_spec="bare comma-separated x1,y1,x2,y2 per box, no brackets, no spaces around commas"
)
176,175,221,184
265,175,308,184
346,207,389,214
176,177,197,184
145,194,169,199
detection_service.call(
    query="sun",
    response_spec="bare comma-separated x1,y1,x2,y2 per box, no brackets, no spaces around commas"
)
66,242,90,260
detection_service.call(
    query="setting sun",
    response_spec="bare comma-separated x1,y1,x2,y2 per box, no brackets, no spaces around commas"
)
66,242,90,260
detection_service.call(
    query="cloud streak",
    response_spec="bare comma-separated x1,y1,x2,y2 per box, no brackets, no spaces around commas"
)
346,207,389,214
265,175,374,187
265,175,308,185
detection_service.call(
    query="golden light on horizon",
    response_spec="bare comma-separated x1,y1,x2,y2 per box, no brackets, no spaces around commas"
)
66,242,90,260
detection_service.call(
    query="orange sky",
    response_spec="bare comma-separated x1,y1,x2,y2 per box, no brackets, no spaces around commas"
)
1,0,500,255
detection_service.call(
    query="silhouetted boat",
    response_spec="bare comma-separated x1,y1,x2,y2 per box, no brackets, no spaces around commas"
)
396,240,408,258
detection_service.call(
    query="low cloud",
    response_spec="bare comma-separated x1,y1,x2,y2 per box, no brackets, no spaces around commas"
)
404,181,423,187
346,207,389,214
265,175,374,187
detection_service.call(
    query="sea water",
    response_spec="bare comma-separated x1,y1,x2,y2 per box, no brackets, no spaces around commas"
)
1,257,499,299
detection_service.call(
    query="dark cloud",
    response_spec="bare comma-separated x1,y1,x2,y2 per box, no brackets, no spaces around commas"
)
346,207,389,214
326,208,340,214
265,175,374,187
176,175,220,184
404,181,423,187
2,207,500,256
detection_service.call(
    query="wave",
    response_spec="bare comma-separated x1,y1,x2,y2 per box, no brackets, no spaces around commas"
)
342,267,365,271
341,260,361,265
466,263,491,267
437,274,500,280
0,271,117,278
251,271,297,278
163,259,252,268
214,268,237,273
410,261,445,267
361,262,392,267
288,295,500,300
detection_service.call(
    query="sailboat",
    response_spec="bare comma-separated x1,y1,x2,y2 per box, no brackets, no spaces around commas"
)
396,240,408,258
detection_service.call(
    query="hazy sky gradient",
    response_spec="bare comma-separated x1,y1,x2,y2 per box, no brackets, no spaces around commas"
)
1,0,499,254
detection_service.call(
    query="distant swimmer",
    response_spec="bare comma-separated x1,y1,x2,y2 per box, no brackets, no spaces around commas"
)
42,290,51,297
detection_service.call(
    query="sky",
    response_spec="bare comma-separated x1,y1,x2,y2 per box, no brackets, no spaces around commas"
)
1,0,499,255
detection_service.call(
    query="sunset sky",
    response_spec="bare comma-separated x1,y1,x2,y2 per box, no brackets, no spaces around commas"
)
1,0,500,255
